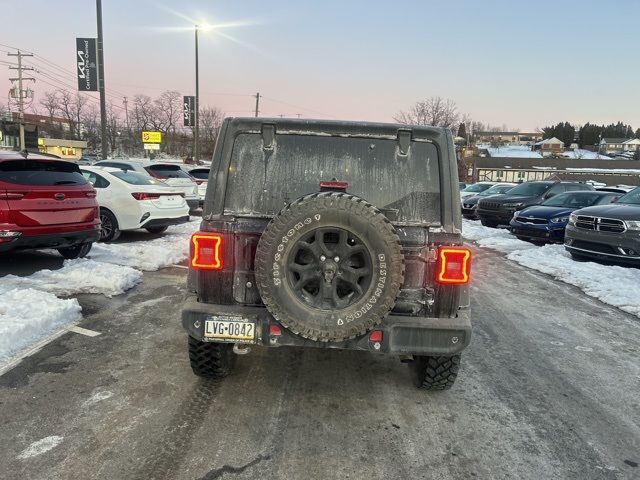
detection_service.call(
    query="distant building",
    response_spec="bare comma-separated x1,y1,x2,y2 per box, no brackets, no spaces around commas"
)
13,112,74,134
533,137,565,155
599,137,640,155
466,156,640,186
475,131,543,145
38,138,87,159
0,118,39,151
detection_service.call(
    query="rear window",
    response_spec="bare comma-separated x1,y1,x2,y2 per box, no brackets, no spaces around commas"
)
146,165,191,179
111,170,162,186
224,133,441,223
0,159,87,186
189,169,210,180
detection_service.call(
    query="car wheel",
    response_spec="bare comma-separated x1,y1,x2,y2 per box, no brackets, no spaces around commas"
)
145,226,169,234
58,242,93,260
188,336,236,378
413,354,461,390
99,208,121,242
255,192,404,342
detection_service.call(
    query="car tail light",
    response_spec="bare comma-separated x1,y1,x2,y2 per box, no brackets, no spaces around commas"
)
268,324,282,336
86,190,97,198
191,233,223,270
320,180,348,191
131,192,161,200
436,247,471,285
368,330,383,342
195,180,205,185
0,192,26,200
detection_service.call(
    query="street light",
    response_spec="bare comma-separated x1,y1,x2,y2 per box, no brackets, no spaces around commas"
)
194,23,213,163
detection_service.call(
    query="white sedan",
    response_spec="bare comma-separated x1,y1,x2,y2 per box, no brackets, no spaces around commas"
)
187,167,210,206
81,166,190,242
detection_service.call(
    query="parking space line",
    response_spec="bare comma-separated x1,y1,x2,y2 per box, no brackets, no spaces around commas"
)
172,264,189,269
69,326,102,337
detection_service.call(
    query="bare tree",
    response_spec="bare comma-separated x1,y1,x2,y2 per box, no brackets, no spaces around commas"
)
395,97,460,129
40,91,59,120
199,106,225,158
57,89,88,139
131,94,155,132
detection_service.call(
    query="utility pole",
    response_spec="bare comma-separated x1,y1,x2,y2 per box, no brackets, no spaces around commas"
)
194,25,200,162
96,0,108,159
254,92,260,117
7,50,35,152
122,96,130,130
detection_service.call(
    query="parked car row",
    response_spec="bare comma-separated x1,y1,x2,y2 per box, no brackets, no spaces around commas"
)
0,152,213,259
461,180,640,266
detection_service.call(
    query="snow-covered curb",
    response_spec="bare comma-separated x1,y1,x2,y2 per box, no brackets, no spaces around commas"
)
463,219,640,318
0,220,200,368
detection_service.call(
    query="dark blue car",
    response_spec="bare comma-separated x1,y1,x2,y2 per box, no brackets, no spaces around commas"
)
509,191,620,243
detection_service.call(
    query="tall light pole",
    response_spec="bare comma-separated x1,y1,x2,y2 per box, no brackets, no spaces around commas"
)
194,25,200,163
96,0,108,159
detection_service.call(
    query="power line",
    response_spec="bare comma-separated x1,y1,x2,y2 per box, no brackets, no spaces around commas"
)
260,96,334,118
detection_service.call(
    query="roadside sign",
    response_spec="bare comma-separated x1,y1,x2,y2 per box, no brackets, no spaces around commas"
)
141,131,162,143
76,38,99,92
183,96,195,127
143,143,160,150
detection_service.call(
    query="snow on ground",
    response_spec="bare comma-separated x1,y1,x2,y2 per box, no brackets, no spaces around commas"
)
484,145,543,158
0,289,82,364
560,149,612,160
0,219,200,370
463,219,640,317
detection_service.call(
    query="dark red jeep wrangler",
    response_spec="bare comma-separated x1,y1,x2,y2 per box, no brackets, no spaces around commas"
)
182,118,471,390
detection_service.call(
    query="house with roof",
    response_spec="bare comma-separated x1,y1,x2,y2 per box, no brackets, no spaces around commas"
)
475,131,543,146
532,137,564,156
599,138,640,155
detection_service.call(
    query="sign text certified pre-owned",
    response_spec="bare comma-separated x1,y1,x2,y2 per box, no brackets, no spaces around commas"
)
141,131,162,143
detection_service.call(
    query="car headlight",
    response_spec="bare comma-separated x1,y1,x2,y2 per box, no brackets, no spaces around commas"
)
568,213,577,226
550,216,569,224
625,220,640,231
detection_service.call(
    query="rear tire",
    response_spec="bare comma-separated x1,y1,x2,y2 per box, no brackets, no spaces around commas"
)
58,242,93,260
188,336,236,379
145,226,168,234
99,208,121,242
413,354,460,390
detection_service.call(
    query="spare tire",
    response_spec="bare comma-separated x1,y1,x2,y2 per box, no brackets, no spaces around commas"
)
255,192,404,342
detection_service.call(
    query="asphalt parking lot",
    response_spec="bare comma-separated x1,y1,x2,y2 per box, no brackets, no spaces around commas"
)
1,247,638,479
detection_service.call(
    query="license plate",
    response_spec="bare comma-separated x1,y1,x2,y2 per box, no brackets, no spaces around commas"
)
204,317,255,342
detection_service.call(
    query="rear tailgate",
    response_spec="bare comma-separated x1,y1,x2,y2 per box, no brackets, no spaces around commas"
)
0,159,97,228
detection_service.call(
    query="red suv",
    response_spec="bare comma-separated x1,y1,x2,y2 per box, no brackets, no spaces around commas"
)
0,152,100,259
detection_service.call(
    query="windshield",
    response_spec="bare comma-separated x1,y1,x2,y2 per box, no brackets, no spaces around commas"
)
189,169,210,180
543,192,607,208
0,159,87,186
224,133,441,223
480,185,514,196
463,183,493,193
111,170,162,186
146,165,191,179
616,187,640,205
507,182,552,197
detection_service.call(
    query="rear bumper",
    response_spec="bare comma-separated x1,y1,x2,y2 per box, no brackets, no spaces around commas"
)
0,227,100,252
182,297,471,356
140,215,190,229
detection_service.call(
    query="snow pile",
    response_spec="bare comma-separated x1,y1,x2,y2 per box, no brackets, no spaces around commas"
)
0,289,81,363
0,219,199,370
485,146,543,158
90,220,200,271
463,219,640,317
0,260,142,298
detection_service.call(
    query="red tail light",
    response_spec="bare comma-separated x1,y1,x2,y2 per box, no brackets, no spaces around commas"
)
194,180,205,185
320,180,348,191
368,330,383,342
0,192,26,200
131,192,161,200
191,233,223,270
436,247,471,285
86,191,97,198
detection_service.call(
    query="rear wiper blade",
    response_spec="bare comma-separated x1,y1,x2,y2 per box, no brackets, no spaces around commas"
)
53,180,79,185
